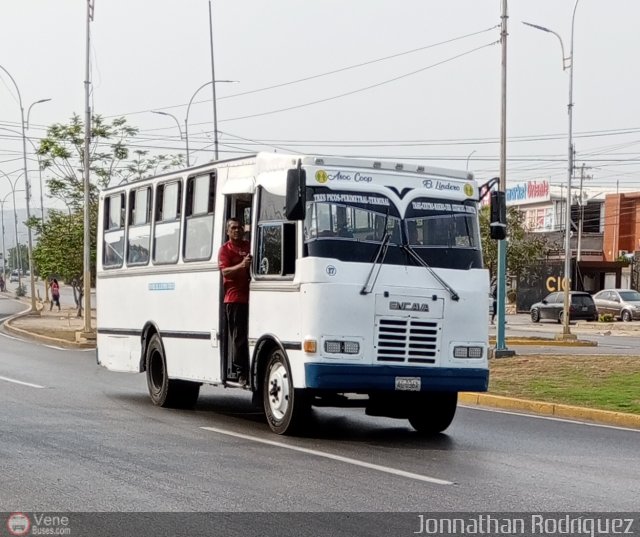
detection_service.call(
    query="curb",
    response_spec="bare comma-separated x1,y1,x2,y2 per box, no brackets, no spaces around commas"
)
489,337,597,347
2,301,95,350
459,392,640,430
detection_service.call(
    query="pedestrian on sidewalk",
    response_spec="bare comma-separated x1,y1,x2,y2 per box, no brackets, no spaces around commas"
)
0,275,5,292
50,278,61,311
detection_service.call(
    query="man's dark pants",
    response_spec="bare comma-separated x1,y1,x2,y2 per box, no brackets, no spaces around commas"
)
225,302,249,376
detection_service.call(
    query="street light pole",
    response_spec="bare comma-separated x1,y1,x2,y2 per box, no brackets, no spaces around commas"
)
208,0,219,161
184,79,237,166
465,150,476,171
0,170,26,284
0,127,47,222
0,194,10,280
523,0,580,339
82,0,95,333
151,111,186,166
494,0,514,357
0,191,21,281
0,64,40,313
26,99,51,224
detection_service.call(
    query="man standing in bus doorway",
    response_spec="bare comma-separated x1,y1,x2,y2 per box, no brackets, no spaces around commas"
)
218,218,252,386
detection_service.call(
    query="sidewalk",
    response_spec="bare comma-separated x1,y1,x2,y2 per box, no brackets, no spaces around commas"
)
3,297,96,349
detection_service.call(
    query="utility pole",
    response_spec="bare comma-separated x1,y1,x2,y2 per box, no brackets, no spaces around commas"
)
576,163,590,262
494,0,514,357
82,0,94,334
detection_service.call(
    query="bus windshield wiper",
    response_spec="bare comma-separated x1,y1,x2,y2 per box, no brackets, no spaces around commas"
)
401,244,460,301
360,231,391,295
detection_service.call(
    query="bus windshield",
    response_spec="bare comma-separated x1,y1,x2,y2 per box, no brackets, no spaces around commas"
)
304,190,401,244
304,189,482,270
405,198,480,249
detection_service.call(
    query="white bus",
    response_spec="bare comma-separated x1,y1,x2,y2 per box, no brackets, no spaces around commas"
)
97,152,492,435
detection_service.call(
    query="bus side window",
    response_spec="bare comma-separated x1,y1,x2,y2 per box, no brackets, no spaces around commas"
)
255,187,295,279
184,173,215,262
127,186,152,266
103,193,125,269
153,180,182,265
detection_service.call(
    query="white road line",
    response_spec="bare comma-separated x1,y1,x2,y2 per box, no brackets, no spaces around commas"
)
0,375,45,389
201,426,453,485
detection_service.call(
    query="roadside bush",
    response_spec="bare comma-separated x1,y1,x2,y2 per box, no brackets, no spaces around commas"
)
507,288,517,304
15,284,26,298
598,313,614,323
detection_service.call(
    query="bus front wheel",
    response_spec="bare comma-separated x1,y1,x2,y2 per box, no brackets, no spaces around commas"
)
146,333,200,409
263,349,309,435
407,392,458,434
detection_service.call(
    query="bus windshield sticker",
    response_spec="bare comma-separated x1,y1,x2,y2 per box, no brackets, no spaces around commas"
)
313,193,389,206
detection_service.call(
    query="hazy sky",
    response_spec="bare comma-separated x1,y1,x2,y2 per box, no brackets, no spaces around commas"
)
2,0,640,212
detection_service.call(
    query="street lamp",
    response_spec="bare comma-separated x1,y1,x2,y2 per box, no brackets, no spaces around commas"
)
0,127,48,222
0,63,48,314
25,99,51,223
153,80,237,167
465,150,476,171
0,170,25,283
150,110,186,161
523,0,580,340
0,189,24,281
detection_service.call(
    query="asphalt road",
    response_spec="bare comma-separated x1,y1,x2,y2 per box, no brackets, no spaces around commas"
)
1,297,639,520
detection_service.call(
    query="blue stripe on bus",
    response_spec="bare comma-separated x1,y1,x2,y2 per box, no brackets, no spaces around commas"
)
304,364,489,392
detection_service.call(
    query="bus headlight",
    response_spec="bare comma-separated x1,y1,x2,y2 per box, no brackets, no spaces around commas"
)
453,346,483,359
324,340,360,355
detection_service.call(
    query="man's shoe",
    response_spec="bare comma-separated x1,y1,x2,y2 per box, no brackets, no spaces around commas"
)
227,375,247,388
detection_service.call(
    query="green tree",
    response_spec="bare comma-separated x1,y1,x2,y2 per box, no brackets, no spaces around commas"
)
127,149,185,181
32,114,183,315
479,205,551,284
37,114,137,211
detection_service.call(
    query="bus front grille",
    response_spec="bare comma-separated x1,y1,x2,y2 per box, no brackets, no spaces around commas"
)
375,318,438,364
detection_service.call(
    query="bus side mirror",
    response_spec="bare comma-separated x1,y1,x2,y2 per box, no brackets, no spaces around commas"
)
285,168,306,220
490,190,507,240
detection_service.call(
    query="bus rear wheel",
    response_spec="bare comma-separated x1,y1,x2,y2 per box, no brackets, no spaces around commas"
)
407,392,458,434
263,349,309,435
146,334,200,409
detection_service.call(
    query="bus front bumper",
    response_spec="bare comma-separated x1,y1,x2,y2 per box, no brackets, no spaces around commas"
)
304,364,489,392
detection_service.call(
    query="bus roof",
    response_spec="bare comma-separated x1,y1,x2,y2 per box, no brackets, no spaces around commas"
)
100,152,474,195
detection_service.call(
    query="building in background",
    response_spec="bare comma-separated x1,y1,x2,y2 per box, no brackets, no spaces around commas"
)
503,179,635,311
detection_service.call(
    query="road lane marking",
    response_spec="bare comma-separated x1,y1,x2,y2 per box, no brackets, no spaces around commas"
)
201,426,453,485
0,375,45,389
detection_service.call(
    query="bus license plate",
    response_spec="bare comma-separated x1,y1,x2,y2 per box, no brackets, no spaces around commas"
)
395,377,421,391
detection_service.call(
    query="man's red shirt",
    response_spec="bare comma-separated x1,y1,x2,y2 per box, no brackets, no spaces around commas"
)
218,240,250,303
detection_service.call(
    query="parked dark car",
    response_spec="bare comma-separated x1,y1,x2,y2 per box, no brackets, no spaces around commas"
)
592,289,640,322
530,291,598,323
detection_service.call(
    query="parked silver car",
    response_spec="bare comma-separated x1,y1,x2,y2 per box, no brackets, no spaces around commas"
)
592,289,640,322
9,270,19,283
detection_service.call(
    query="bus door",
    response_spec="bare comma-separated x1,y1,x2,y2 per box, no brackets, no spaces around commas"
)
220,194,253,383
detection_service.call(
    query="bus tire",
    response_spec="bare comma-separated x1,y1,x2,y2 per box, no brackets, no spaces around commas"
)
263,348,309,435
146,333,200,409
408,392,458,434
